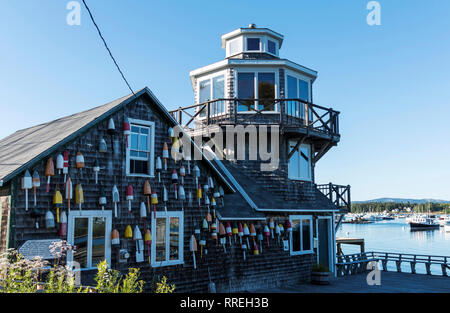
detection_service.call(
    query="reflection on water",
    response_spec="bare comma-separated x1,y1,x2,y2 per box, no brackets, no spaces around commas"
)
337,219,450,275
337,219,450,256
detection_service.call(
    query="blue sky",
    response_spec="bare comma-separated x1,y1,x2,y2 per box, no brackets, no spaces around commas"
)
1,0,449,201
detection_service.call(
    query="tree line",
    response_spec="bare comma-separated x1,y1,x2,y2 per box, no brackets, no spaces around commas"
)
351,202,450,213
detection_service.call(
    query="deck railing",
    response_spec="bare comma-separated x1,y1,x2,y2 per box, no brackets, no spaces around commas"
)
336,252,450,277
169,98,340,137
317,183,351,212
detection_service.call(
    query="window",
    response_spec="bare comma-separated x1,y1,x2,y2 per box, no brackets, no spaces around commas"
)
289,215,313,255
198,74,226,117
286,74,311,120
151,211,184,267
237,71,276,112
126,119,155,177
268,40,276,55
247,38,260,51
288,142,312,181
228,38,241,56
67,210,112,269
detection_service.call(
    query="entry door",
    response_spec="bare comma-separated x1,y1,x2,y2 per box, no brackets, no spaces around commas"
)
318,218,331,270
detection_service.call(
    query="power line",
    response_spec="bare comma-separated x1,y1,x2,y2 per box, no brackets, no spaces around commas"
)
81,0,136,97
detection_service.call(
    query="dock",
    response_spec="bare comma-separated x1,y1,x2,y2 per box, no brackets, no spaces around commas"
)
248,272,450,293
336,237,365,255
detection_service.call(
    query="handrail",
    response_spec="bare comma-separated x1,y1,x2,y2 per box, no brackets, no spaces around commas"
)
335,251,450,277
169,98,340,137
317,183,351,212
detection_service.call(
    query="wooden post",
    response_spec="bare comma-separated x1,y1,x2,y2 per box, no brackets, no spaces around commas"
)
382,253,388,271
426,256,432,275
410,255,416,274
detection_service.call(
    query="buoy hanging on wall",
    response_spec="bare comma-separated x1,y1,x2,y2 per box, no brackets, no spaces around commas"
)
144,229,152,263
126,184,134,214
59,211,67,238
190,234,197,269
56,154,64,175
143,180,151,215
171,169,178,199
124,225,133,239
179,165,186,185
99,187,107,214
193,164,200,187
63,151,69,184
65,177,73,213
45,157,55,193
123,117,131,148
32,171,40,207
111,229,120,248
151,190,158,218
99,138,107,153
93,158,100,184
45,209,55,229
75,184,84,213
162,143,169,171
162,185,168,212
112,185,120,218
22,170,32,211
178,185,185,210
155,157,162,182
76,152,85,177
53,190,62,223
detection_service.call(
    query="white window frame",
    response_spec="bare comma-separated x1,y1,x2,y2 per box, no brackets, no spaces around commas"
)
67,210,112,270
288,141,312,181
151,211,184,267
126,119,155,177
244,36,262,52
285,70,312,120
234,68,279,113
196,70,228,118
289,215,313,256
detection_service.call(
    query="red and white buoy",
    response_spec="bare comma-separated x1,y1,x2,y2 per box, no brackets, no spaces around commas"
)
171,169,178,199
140,202,147,229
123,117,131,148
155,157,162,182
126,184,133,214
238,223,244,245
65,177,73,213
63,151,69,184
32,170,40,207
162,143,169,171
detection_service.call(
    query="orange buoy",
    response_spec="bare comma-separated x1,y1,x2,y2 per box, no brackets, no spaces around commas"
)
45,157,55,193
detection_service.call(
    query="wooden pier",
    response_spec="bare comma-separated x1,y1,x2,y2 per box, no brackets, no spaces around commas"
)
336,251,450,277
336,237,365,255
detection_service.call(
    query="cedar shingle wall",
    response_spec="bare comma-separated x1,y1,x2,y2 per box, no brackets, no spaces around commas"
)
10,95,316,292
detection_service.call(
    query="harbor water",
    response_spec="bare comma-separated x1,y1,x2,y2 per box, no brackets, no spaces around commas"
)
336,218,450,275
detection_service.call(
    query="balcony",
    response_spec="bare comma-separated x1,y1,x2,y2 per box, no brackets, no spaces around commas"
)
316,183,351,212
170,98,340,142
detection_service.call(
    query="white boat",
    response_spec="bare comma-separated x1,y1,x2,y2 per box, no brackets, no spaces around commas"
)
438,215,450,227
445,222,450,232
408,215,439,230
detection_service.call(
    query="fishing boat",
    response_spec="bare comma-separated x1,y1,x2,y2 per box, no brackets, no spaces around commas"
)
444,222,450,232
408,215,439,230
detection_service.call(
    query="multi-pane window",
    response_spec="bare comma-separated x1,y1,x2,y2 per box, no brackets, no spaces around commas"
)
127,120,154,176
290,215,313,255
198,74,225,117
288,142,312,181
68,210,112,269
286,75,310,120
151,211,183,267
237,72,276,112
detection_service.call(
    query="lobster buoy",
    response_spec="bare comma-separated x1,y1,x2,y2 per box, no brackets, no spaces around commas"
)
99,138,107,153
211,197,217,219
111,229,120,248
178,185,185,210
232,223,238,243
45,209,55,229
190,234,197,269
151,190,158,218
126,184,134,214
193,164,200,187
32,170,40,207
22,170,32,211
275,224,281,245
172,137,180,163
253,241,259,256
264,225,270,247
196,183,202,211
183,149,191,174
63,151,69,183
65,177,73,213
144,229,152,263
133,226,142,254
140,202,147,229
112,185,120,218
56,154,64,175
243,223,250,249
162,142,169,171
258,231,263,253
162,185,168,212
179,165,186,185
238,223,244,245
208,176,214,190
124,225,133,239
123,117,131,148
171,169,178,199
99,187,107,214
45,157,55,193
53,190,62,223
199,236,206,259
269,218,275,239
226,222,232,246
75,152,85,177
75,184,84,213
59,211,67,238
219,223,227,252
93,158,100,184
143,180,151,215
155,156,162,182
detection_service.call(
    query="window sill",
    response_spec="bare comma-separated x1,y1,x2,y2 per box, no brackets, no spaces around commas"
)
290,250,314,256
127,173,155,178
151,260,184,268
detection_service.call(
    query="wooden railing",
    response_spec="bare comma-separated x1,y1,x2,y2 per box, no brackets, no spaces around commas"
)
336,252,450,277
317,183,351,212
169,98,340,137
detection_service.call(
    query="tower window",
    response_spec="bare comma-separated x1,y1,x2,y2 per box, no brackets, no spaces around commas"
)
268,40,276,54
247,38,260,51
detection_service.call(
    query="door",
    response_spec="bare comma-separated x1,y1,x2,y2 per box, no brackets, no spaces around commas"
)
318,218,331,270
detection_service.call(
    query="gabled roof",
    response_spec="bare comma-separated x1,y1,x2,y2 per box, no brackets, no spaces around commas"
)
0,87,235,193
